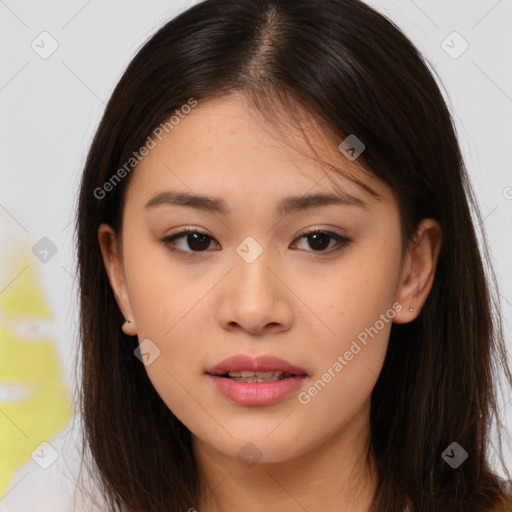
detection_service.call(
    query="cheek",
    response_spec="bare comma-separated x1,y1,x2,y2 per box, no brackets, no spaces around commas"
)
122,232,210,337
293,239,400,401
299,241,401,343
122,243,215,389
293,281,395,446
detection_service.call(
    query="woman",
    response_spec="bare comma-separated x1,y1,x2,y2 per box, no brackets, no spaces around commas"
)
75,0,512,510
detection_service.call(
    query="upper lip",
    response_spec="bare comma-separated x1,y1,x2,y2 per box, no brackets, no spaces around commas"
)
206,354,308,376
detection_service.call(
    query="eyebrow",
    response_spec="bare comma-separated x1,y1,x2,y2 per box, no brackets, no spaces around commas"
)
143,190,368,216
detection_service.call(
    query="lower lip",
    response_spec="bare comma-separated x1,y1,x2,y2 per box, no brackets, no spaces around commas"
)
207,374,307,406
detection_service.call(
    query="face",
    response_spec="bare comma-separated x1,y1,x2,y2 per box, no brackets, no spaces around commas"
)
99,93,439,466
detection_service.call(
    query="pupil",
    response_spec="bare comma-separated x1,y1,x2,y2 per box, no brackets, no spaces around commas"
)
188,233,210,251
309,233,329,251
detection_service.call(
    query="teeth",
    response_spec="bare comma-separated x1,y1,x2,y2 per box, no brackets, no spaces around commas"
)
226,370,289,382
228,370,283,378
229,376,283,383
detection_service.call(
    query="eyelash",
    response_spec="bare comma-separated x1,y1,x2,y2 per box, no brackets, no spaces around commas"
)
161,227,352,256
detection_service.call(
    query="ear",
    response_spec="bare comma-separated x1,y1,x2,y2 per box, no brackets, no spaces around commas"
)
97,223,137,336
393,218,442,324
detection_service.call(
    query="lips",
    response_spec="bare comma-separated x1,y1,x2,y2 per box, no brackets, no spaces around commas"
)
206,354,308,379
206,354,308,406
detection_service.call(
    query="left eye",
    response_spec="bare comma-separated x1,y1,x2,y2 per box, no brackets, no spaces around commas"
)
162,228,351,254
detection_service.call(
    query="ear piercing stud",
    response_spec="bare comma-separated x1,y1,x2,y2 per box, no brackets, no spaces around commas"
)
409,307,416,312
122,320,132,334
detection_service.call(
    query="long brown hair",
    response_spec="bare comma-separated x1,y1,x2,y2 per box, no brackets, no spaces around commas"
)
74,0,512,510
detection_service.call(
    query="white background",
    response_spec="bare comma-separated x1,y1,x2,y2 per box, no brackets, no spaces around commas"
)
1,0,511,509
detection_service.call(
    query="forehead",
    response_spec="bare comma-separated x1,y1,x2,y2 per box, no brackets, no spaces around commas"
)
125,93,390,208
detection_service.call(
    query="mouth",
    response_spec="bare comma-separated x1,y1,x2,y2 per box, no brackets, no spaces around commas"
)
206,354,308,381
205,354,308,405
210,370,305,383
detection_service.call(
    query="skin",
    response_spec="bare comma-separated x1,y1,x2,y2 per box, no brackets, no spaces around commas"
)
98,93,442,512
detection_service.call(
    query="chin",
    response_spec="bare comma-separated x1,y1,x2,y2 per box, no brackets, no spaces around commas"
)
208,432,311,466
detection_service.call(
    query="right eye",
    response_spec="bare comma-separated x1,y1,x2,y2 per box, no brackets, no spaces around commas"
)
161,228,220,253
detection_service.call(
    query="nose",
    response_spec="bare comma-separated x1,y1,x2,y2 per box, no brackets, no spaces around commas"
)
215,248,294,336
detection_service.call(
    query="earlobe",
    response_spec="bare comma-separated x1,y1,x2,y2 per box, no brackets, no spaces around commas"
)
97,223,137,335
393,218,442,324
121,319,137,336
